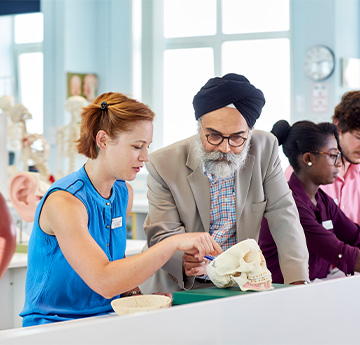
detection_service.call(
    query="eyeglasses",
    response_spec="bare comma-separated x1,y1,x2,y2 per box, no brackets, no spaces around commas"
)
205,133,248,148
311,151,341,166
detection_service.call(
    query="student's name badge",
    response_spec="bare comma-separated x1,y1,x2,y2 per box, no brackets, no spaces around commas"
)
111,217,122,229
322,220,333,230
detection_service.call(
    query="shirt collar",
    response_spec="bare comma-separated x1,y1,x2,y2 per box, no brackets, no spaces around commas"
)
202,165,234,183
288,172,319,211
346,163,360,174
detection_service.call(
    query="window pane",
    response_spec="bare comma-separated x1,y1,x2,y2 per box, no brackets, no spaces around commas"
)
164,48,214,145
18,52,43,133
164,0,216,38
222,0,289,34
222,39,290,132
14,13,43,44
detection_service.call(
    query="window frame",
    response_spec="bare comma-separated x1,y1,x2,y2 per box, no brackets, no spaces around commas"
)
142,0,290,151
12,14,43,133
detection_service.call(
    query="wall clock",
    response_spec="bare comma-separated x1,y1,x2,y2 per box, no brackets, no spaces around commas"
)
304,45,335,81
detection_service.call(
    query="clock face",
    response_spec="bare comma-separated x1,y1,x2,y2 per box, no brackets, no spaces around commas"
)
304,45,335,81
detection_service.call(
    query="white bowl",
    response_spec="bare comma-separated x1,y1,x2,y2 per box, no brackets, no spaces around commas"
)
111,295,172,315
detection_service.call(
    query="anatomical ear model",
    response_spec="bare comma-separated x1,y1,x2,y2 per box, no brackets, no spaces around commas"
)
0,192,16,280
206,238,274,291
9,172,49,223
57,96,87,178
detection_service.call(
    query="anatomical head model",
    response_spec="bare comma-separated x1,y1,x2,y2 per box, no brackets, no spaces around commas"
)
206,238,273,291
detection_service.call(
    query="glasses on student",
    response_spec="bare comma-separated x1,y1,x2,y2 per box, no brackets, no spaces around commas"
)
205,133,248,148
312,151,341,166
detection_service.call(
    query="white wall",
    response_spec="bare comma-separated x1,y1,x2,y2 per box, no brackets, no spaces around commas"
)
42,0,134,173
291,0,360,125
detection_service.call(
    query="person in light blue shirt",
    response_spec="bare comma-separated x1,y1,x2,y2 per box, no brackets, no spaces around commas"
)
20,92,222,326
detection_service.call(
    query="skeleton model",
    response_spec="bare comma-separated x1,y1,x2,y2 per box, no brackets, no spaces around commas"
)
206,238,274,291
22,133,51,182
8,103,32,143
0,95,14,112
0,96,15,198
0,96,53,184
56,96,87,178
0,95,19,154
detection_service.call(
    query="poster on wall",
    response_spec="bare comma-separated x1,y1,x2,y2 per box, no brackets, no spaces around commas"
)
67,72,98,102
311,83,329,113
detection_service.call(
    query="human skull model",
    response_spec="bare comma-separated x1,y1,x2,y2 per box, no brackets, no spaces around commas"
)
0,95,14,112
206,239,273,291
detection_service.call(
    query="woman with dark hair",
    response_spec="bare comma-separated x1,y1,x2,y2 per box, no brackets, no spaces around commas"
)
20,92,222,326
259,120,360,283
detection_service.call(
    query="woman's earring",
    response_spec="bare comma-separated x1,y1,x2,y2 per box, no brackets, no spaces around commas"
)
308,162,312,167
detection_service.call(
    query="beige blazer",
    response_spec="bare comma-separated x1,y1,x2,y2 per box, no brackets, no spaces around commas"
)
141,130,309,292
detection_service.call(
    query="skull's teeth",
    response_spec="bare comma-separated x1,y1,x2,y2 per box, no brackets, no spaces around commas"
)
247,273,272,283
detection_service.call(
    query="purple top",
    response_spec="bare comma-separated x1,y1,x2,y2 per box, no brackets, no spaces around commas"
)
259,173,360,282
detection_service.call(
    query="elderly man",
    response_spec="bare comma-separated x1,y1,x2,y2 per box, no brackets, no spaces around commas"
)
140,73,309,293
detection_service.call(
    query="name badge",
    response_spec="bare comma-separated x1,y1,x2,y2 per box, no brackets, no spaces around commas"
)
111,217,122,229
322,220,333,230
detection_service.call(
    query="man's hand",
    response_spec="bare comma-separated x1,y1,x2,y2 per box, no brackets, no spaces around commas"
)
182,253,208,276
153,292,173,304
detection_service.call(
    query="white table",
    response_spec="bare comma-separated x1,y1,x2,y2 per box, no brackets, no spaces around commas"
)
0,275,359,345
0,254,27,331
0,240,146,330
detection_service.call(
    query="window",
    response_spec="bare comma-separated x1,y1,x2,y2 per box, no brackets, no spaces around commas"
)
221,0,289,34
163,48,214,144
14,13,43,44
163,0,216,38
222,38,290,132
148,0,290,149
14,12,43,134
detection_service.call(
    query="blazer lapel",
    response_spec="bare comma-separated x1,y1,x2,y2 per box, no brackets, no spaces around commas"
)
235,153,255,228
186,138,210,232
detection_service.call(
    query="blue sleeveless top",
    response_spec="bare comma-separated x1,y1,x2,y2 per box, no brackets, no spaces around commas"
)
20,166,128,326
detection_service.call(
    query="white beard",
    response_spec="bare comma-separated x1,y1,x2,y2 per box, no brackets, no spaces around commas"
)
194,131,252,179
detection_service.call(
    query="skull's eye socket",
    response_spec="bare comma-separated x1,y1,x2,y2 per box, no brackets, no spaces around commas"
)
243,251,257,263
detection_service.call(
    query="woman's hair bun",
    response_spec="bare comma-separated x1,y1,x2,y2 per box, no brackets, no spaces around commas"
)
271,119,291,146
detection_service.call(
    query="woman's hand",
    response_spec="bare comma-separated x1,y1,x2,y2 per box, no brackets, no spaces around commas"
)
172,232,223,259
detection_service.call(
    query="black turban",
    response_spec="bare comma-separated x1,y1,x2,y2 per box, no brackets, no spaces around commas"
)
193,73,266,128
